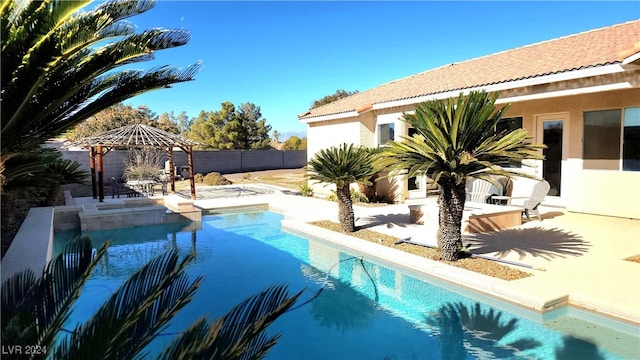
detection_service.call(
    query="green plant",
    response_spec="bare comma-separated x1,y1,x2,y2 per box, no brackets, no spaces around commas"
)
299,184,314,197
2,236,301,359
123,150,163,181
307,143,379,232
1,148,87,258
325,189,369,203
1,0,199,185
378,91,545,261
202,172,232,186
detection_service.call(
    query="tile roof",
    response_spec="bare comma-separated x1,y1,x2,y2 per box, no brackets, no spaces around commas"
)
299,20,640,120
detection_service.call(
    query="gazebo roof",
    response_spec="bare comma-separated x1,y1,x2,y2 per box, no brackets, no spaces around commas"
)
66,124,200,151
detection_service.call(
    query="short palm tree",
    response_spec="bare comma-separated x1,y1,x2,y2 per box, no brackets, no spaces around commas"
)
2,236,301,359
307,144,379,232
1,0,200,182
378,91,545,261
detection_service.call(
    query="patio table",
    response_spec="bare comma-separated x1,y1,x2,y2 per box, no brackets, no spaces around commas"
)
126,179,156,195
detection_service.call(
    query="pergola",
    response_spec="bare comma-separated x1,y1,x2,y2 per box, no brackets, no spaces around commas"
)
66,124,201,202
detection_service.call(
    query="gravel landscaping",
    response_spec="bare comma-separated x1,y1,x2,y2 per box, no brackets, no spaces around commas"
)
309,220,533,281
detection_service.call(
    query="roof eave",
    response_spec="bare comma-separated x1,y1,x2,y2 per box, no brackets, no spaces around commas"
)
300,63,630,123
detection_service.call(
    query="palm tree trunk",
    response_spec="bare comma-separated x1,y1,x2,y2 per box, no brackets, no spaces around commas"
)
337,183,355,232
437,178,467,261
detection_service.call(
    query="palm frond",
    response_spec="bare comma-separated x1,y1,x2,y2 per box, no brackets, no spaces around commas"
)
3,147,87,188
160,284,301,360
381,91,545,185
1,269,38,346
54,250,202,360
202,284,302,359
306,143,379,187
1,235,108,351
156,318,223,360
1,0,198,159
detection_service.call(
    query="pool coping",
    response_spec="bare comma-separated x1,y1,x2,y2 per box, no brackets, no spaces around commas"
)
281,219,570,314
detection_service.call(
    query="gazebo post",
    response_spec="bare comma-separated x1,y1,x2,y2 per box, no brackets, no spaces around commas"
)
89,147,97,199
169,147,175,193
188,146,195,200
97,145,104,202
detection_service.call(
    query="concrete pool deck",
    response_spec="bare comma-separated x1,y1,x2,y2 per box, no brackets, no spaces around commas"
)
3,183,639,328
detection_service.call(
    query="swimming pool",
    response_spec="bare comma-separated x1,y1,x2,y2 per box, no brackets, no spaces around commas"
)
55,211,639,359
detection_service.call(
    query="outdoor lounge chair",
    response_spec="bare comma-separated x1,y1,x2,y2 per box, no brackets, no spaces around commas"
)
506,178,550,221
466,178,500,204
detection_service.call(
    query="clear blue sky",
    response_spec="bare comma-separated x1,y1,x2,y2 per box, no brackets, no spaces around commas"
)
122,1,639,137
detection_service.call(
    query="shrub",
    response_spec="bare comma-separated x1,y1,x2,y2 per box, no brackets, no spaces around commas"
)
325,189,369,203
194,173,204,183
123,150,163,181
299,184,313,197
202,172,232,186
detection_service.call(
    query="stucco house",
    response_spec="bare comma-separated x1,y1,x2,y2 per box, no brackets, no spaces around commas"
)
299,20,640,219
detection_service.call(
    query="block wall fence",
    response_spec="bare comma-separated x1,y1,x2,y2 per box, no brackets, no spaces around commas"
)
60,149,307,181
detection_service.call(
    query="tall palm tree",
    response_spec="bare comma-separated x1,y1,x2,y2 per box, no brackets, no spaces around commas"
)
2,236,302,359
307,144,379,232
378,91,545,261
1,0,200,180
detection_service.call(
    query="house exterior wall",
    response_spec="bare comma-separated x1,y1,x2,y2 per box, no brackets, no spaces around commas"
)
505,87,640,218
306,113,377,196
303,70,640,218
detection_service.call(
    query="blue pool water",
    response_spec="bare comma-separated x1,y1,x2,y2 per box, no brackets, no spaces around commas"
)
54,211,639,359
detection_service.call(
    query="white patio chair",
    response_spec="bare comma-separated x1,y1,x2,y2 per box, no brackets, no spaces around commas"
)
507,179,551,221
466,178,500,204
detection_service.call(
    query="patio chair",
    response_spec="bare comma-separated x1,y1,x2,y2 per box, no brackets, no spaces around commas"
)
153,174,169,196
466,178,500,204
110,177,138,198
507,178,550,221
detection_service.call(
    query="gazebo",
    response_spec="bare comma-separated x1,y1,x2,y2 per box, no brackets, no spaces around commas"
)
66,124,201,202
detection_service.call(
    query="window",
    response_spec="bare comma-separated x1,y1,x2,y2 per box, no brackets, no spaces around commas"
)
496,117,523,133
378,123,395,146
583,107,639,171
496,117,523,168
408,176,420,191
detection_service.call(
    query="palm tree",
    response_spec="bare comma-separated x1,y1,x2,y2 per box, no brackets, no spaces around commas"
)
378,91,545,261
1,0,200,180
2,236,301,359
307,143,379,232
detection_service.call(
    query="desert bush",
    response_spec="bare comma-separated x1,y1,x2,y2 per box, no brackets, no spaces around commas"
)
123,150,163,181
202,172,232,186
299,184,313,197
325,189,369,203
194,173,204,183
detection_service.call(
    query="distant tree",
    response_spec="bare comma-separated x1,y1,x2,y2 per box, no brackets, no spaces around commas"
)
311,89,359,109
186,102,272,150
273,130,281,143
155,112,181,134
176,111,193,134
66,104,156,140
283,136,307,150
